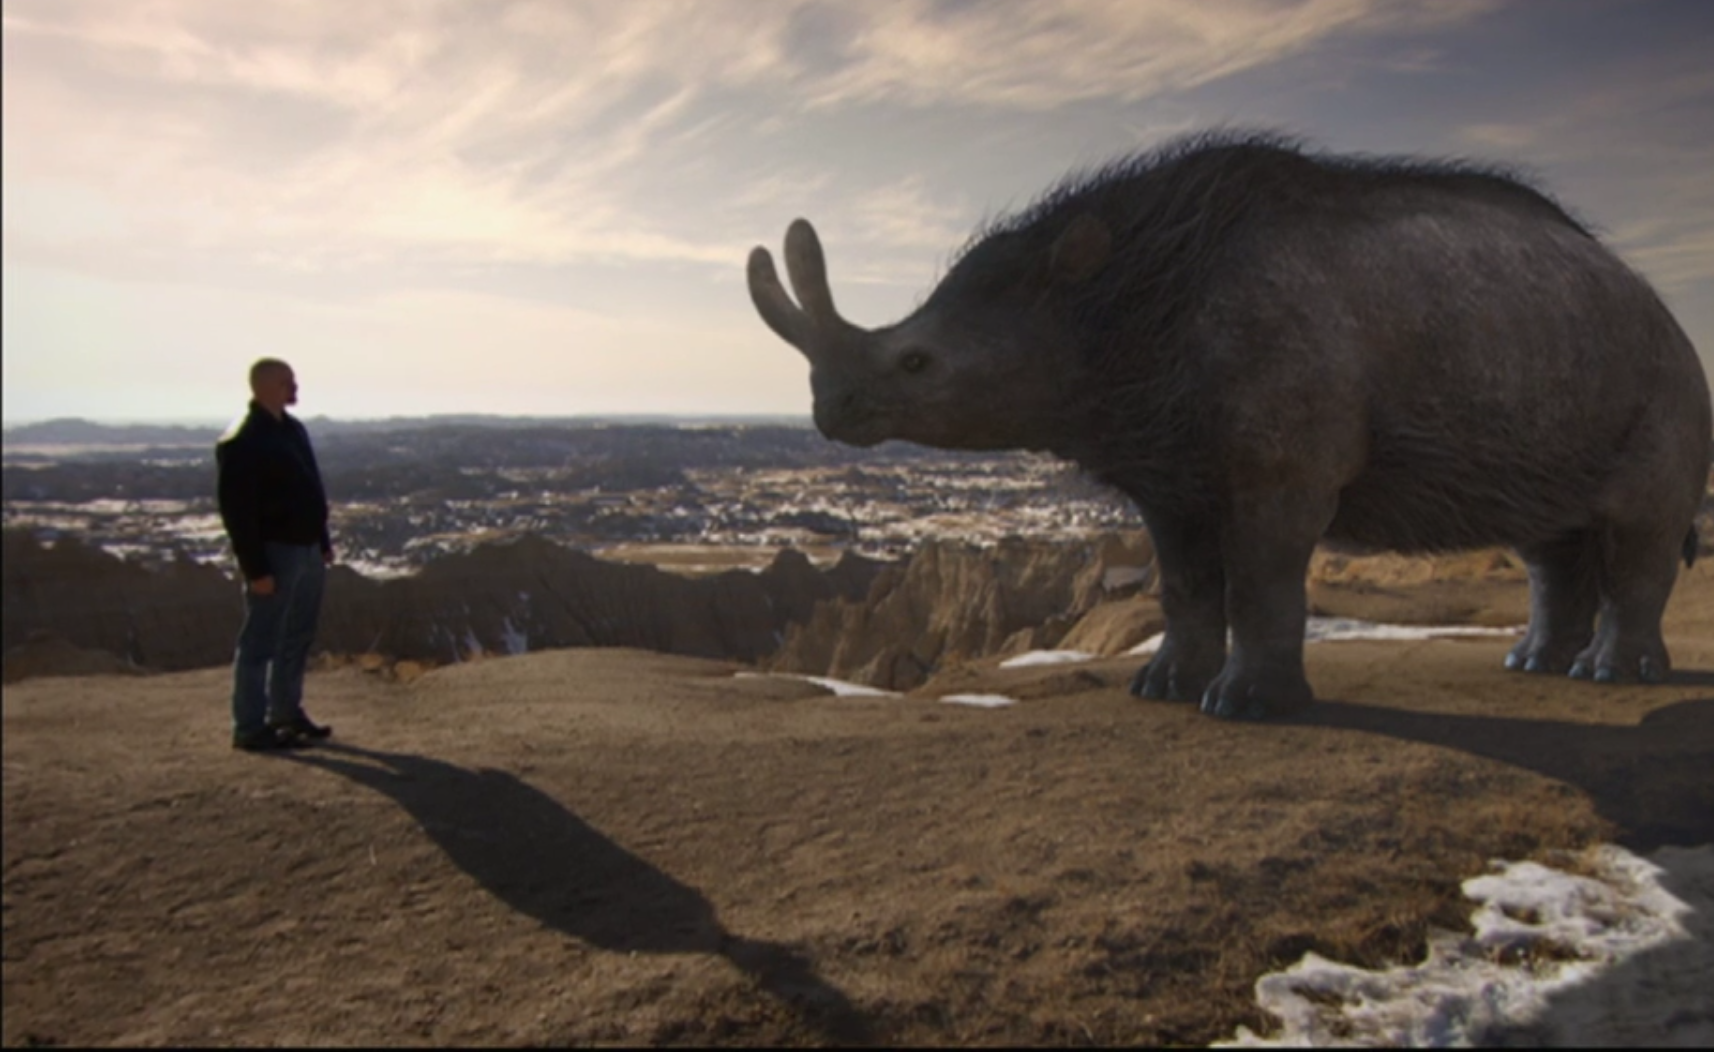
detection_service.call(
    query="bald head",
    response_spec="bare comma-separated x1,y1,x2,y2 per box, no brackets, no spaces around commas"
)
249,358,298,418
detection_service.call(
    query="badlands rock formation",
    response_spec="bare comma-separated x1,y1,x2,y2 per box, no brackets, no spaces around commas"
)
1,530,236,673
1,530,884,676
766,532,1157,690
10,513,1704,692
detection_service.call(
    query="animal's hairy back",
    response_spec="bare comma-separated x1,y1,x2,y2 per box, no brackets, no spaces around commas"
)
956,133,1584,270
937,134,1591,370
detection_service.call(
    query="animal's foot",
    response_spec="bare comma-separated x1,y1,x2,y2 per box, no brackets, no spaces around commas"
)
1128,640,1221,703
1128,659,1206,703
1198,666,1314,721
1567,641,1670,684
1503,638,1586,675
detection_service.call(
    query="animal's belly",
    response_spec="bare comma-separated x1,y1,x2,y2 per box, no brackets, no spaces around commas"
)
1326,458,1595,554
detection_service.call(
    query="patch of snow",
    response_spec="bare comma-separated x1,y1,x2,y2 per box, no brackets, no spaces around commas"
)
939,693,1018,708
1126,632,1167,657
1221,843,1714,1048
1001,649,1095,668
160,513,226,540
98,543,154,563
1102,566,1153,591
752,617,1529,712
735,672,901,697
78,498,136,514
341,558,416,580
802,676,899,697
1126,618,1519,658
1304,617,1520,644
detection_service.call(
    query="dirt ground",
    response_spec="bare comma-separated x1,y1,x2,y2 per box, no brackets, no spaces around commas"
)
5,561,1713,1046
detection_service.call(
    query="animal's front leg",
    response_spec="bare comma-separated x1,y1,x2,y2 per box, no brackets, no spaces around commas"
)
1199,490,1331,720
1130,511,1227,702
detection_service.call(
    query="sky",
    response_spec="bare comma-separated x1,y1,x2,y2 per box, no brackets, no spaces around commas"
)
4,0,1713,424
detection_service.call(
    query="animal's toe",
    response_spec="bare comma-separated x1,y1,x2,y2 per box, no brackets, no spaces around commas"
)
1569,651,1669,685
1128,663,1157,698
1197,675,1311,721
1638,655,1666,684
1132,657,1208,702
1507,642,1578,675
1200,693,1269,721
1198,686,1243,720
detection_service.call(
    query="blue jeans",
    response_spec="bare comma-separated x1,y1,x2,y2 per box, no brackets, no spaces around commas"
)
232,542,326,735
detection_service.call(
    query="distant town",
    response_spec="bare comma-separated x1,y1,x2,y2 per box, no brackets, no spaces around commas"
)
2,416,1141,578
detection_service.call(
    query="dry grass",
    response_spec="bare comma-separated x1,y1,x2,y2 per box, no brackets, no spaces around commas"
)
4,563,1712,1046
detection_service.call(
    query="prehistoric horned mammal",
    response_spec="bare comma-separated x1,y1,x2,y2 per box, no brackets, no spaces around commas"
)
747,132,1712,720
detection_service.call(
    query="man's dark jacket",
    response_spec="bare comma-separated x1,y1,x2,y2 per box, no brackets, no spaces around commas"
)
216,403,331,581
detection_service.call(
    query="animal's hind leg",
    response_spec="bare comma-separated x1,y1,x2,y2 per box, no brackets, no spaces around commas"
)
1130,511,1227,703
1568,520,1683,684
1505,533,1599,675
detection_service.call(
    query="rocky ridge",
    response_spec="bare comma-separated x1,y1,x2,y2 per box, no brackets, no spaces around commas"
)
3,524,1178,690
0,530,887,678
3,524,1556,690
766,532,1158,690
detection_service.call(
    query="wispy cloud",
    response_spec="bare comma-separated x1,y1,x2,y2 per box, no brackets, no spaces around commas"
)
2,0,1499,288
1456,122,1541,152
797,0,1495,110
1608,216,1714,291
1449,51,1714,292
7,0,1711,422
846,176,971,253
3,2,786,281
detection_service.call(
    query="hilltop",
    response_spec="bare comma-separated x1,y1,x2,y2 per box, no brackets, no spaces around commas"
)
4,560,1712,1046
5,426,1712,1044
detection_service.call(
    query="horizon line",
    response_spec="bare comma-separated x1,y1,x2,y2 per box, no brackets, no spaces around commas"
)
3,411,819,431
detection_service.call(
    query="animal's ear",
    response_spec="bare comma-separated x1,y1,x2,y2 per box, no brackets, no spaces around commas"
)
1048,213,1111,286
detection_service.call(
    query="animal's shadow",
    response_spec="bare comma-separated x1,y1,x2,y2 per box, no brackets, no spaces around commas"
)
1294,686,1714,1043
281,741,872,1044
1296,689,1714,851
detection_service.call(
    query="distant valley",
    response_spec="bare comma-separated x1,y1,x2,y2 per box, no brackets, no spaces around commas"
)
2,417,1138,578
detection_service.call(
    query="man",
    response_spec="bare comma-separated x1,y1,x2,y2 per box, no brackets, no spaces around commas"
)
216,358,336,751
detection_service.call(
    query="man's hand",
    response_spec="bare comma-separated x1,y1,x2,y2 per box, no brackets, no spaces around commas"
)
249,575,277,596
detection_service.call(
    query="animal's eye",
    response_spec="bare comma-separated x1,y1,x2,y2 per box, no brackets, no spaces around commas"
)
899,350,931,374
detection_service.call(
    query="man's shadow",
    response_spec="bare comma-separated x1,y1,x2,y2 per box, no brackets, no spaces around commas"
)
281,742,873,1045
1297,687,1714,851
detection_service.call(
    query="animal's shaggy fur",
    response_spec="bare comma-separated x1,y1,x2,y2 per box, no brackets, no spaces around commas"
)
748,132,1711,717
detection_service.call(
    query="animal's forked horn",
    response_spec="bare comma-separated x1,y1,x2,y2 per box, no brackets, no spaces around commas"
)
747,245,812,351
783,218,843,328
746,218,853,357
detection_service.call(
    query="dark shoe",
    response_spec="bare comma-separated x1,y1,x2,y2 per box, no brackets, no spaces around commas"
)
233,727,309,752
269,714,332,740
